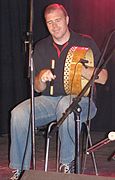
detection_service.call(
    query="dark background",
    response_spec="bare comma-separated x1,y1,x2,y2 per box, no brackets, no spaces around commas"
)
0,0,115,134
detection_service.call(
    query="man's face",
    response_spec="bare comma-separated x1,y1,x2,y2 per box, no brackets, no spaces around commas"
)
45,9,69,42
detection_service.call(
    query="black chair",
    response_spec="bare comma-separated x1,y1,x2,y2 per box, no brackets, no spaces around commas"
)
44,119,98,175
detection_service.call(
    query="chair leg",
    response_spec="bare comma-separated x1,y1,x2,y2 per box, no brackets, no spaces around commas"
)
56,133,60,172
44,135,50,172
81,122,98,175
44,121,57,172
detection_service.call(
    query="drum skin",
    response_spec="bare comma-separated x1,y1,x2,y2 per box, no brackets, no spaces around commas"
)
64,46,94,96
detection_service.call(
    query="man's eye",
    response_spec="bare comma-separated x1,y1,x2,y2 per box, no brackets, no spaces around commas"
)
56,19,61,23
47,18,61,25
47,21,52,25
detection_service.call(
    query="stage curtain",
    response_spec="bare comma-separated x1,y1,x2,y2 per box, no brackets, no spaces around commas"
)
0,0,115,134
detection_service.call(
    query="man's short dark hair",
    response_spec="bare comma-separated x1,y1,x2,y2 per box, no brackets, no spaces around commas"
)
44,3,68,18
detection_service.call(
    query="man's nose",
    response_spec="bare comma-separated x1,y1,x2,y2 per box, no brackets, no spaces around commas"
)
52,22,58,28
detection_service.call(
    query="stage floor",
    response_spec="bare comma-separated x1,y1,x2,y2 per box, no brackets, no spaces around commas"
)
0,131,115,179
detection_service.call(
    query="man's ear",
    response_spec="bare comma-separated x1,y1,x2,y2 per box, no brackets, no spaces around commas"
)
66,16,69,25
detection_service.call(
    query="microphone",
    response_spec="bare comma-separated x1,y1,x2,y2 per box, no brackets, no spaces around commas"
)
50,59,55,95
80,59,88,68
80,59,89,64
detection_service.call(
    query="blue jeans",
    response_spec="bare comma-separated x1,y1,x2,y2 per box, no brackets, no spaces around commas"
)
9,95,97,170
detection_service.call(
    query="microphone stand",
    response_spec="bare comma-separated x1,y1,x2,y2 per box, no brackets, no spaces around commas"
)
27,0,36,170
49,29,115,174
87,131,115,154
20,0,36,175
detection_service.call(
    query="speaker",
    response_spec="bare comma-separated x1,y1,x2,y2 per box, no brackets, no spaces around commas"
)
21,171,114,180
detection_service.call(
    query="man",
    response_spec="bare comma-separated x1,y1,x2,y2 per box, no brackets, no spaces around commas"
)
9,3,108,179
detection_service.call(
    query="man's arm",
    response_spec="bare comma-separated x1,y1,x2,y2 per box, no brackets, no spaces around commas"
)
82,66,108,85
